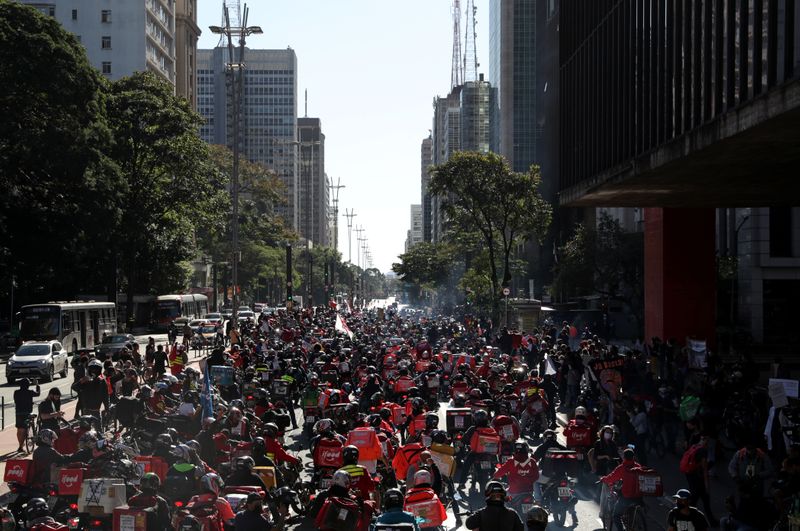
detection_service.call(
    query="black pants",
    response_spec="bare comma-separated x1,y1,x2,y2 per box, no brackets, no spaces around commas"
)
686,472,715,520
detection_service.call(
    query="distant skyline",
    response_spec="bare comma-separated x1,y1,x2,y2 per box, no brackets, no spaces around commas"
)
197,0,489,272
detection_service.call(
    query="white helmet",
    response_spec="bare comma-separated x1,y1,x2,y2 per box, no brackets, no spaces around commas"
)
575,406,587,417
332,470,351,489
413,469,432,487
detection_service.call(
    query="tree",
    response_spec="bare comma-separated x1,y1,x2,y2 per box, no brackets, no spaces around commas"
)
552,213,644,327
0,2,115,307
392,242,454,303
428,151,552,319
106,72,223,322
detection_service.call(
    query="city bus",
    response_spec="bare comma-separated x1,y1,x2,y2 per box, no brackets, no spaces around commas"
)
153,294,209,331
19,301,117,353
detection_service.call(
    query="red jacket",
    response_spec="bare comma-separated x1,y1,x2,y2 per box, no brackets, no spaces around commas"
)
265,438,299,465
493,457,540,494
601,460,641,498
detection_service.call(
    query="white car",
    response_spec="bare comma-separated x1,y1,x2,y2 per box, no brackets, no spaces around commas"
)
203,313,223,326
237,310,255,322
6,340,69,383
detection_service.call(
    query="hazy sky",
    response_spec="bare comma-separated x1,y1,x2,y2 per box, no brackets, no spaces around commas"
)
197,0,489,272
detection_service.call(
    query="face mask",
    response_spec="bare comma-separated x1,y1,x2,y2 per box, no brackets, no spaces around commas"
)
604,432,612,441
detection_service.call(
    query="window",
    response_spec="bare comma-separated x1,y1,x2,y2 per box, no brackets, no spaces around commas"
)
770,207,793,257
102,62,112,75
48,7,55,17
101,36,111,49
101,10,112,23
71,9,77,20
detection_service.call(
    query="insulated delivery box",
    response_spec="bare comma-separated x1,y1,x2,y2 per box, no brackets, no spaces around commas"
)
79,478,127,515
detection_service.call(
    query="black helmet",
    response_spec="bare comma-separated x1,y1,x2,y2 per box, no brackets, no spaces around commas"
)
383,488,404,510
473,409,489,426
543,429,556,440
454,393,467,407
431,430,449,445
379,407,392,421
484,481,507,501
503,384,515,395
370,391,384,405
343,445,360,465
478,379,489,390
526,505,549,531
513,439,529,455
177,514,203,531
425,412,439,430
469,388,482,399
411,397,425,411
235,456,255,472
407,386,420,397
264,423,279,438
368,414,382,429
252,437,266,451
26,497,49,521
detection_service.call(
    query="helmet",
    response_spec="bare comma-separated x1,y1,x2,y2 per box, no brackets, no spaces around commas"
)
314,419,334,434
167,428,179,443
425,412,439,430
177,515,203,531
543,429,556,440
25,497,49,522
370,391,384,405
342,445,360,465
230,399,245,410
138,385,152,399
411,397,425,411
407,387,420,398
469,389,483,400
478,379,489,390
154,381,169,393
200,473,224,496
383,488,404,510
368,414,382,429
254,388,269,401
526,505,549,530
37,428,58,446
140,472,160,492
575,406,587,417
252,437,266,451
186,440,201,453
473,409,489,426
503,384,515,395
431,430,449,445
79,431,98,450
332,469,351,489
413,469,432,487
264,423,279,438
379,407,392,421
171,444,192,463
88,359,103,371
513,439,529,455
201,417,216,430
235,456,255,472
155,433,173,449
228,407,243,422
453,393,467,407
484,481,507,500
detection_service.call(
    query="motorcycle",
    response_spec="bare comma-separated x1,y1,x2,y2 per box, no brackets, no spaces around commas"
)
541,474,578,527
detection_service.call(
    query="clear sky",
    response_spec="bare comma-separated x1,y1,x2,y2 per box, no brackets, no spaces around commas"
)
197,0,489,273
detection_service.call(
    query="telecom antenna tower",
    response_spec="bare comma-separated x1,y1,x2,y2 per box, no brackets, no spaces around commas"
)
463,0,478,82
451,1,464,89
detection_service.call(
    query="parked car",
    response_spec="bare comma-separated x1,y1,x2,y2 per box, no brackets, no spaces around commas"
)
237,310,255,323
203,313,223,326
95,333,136,361
6,341,69,383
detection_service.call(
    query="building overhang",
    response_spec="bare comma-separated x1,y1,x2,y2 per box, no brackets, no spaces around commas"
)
560,79,800,207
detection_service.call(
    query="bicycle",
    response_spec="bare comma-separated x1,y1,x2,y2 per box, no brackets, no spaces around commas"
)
602,484,648,531
23,414,38,454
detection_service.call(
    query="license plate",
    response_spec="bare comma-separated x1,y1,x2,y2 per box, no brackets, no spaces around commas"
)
305,416,315,423
18,369,29,373
479,460,492,470
558,487,571,498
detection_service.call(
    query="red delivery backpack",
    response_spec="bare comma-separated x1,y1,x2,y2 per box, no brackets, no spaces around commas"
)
3,459,32,485
628,467,664,497
470,427,501,455
314,438,345,468
186,494,224,531
393,377,414,393
315,496,361,531
345,427,382,460
391,443,424,480
403,488,446,528
679,444,704,474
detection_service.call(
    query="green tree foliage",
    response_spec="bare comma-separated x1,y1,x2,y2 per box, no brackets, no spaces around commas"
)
392,242,454,302
552,213,644,324
106,72,224,317
428,151,552,316
0,1,115,304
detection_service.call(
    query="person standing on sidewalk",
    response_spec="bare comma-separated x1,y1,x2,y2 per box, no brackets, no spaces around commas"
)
14,378,40,453
667,489,709,531
37,387,64,433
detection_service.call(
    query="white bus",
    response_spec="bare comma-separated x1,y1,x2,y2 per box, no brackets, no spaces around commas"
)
154,294,209,330
19,301,117,353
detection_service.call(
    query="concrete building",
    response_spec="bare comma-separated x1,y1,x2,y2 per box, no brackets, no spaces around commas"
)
20,0,176,85
459,76,495,153
405,205,423,252
430,87,461,244
420,135,433,243
558,2,800,350
174,0,200,109
297,117,328,247
197,47,299,230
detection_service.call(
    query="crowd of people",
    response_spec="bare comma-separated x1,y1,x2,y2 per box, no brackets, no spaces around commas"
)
5,303,799,531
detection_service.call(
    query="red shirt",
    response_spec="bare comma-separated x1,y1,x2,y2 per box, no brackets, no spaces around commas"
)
265,438,299,465
493,457,540,494
601,460,641,498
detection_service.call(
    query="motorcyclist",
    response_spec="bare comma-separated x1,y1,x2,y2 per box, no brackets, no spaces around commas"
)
371,488,419,531
127,472,172,530
31,429,71,486
493,440,540,501
601,448,644,531
234,491,276,531
338,445,376,501
183,473,236,528
25,497,68,531
263,422,300,465
533,429,566,502
223,406,252,441
458,409,498,486
464,481,524,531
75,359,110,427
525,505,550,531
225,455,268,490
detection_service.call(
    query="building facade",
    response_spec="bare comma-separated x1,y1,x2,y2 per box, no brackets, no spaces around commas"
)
420,135,433,243
405,204,423,252
20,0,177,85
459,76,495,153
297,117,329,247
174,0,200,109
197,47,299,231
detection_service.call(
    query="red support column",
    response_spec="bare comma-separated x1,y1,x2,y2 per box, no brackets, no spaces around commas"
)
644,208,716,347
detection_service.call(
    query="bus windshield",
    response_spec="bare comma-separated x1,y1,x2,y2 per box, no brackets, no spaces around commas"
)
156,301,180,320
20,306,60,340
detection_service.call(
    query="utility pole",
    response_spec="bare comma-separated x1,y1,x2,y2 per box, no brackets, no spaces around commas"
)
345,209,357,263
209,3,262,324
328,177,345,251
355,227,364,304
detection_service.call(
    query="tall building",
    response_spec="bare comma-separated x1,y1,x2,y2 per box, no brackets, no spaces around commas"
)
459,75,495,153
20,0,176,85
197,47,299,230
405,205,423,252
430,87,461,244
489,0,537,173
174,0,200,109
297,117,328,246
420,135,433,243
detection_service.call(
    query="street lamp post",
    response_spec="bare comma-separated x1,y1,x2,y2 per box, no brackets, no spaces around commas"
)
210,5,262,324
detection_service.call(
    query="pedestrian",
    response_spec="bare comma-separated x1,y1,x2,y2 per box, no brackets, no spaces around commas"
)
153,344,168,377
681,434,718,525
14,378,40,452
37,387,63,433
666,489,709,531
